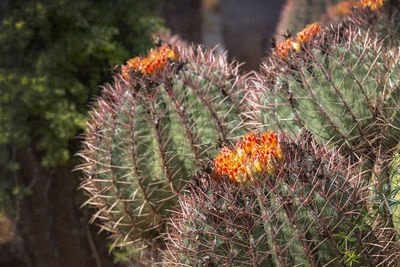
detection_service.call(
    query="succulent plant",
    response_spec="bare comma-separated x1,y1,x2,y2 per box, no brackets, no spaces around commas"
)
165,132,392,266
75,1,400,264
78,43,248,252
250,18,400,182
274,0,400,46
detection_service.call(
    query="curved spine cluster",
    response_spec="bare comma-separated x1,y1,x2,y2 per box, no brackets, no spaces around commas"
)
251,18,400,168
78,43,248,252
165,134,385,266
78,1,400,264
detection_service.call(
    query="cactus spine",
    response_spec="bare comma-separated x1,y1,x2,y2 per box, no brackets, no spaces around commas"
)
78,44,248,251
76,1,400,264
251,17,400,180
165,133,384,266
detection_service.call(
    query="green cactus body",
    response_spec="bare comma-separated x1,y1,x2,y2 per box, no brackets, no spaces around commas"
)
253,27,400,164
165,135,379,266
275,0,400,44
79,45,247,249
390,152,400,235
274,0,341,43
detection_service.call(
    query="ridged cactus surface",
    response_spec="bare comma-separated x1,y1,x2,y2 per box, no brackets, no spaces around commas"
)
165,133,383,266
78,44,248,249
274,0,400,46
390,153,400,234
252,24,400,164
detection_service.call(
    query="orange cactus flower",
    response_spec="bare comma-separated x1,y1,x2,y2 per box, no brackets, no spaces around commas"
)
275,38,300,59
121,44,179,78
214,131,283,183
296,23,321,44
260,131,283,161
275,23,320,59
360,0,385,10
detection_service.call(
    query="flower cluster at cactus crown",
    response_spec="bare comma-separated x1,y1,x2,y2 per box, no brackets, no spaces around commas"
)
275,23,321,59
360,0,385,10
296,23,322,43
121,44,179,78
275,0,385,60
328,0,385,16
214,132,283,183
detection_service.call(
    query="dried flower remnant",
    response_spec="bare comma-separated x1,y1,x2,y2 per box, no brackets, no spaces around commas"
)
121,44,179,78
214,131,283,183
360,0,385,10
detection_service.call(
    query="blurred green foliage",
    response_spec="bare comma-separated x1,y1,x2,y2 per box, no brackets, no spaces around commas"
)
0,0,164,216
0,0,164,167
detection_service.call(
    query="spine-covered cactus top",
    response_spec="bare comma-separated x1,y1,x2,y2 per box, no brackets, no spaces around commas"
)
274,0,400,45
164,132,400,266
75,1,400,264
250,4,400,169
78,43,248,249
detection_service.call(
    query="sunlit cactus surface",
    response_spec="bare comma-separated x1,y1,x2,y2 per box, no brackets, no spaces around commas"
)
164,132,395,266
78,43,248,250
250,17,400,168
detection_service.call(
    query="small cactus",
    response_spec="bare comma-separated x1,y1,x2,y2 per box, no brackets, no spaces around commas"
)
165,132,386,266
78,43,248,252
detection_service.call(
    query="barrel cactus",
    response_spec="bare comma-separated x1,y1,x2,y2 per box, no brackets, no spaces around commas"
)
250,15,400,179
78,43,248,253
164,132,398,266
274,0,400,45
